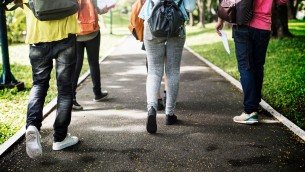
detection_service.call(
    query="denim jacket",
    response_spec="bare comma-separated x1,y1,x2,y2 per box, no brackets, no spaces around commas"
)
138,0,196,21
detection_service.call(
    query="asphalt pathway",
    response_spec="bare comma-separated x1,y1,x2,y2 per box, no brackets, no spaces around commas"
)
1,35,305,172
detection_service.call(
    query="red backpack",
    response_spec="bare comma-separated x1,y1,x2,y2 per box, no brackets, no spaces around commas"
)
77,0,100,35
128,0,145,42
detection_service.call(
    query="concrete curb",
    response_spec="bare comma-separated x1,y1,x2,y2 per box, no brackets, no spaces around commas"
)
185,45,305,142
0,35,129,157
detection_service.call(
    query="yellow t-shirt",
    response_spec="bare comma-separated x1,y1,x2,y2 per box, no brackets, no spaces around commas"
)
23,0,79,44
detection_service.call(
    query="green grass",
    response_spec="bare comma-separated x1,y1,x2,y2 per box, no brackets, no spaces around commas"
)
186,20,305,129
0,10,130,144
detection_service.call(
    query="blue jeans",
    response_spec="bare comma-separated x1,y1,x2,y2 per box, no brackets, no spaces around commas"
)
26,34,76,142
233,25,271,114
73,31,102,98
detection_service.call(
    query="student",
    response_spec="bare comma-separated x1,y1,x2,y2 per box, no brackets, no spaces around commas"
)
139,0,196,133
14,0,80,159
72,0,113,110
216,0,288,124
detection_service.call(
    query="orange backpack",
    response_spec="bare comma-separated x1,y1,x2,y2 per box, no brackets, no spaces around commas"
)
77,0,100,35
128,0,145,42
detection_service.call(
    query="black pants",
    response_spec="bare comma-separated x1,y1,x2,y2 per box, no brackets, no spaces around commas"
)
73,32,102,98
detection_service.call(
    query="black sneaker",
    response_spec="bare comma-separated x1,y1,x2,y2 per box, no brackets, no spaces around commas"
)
72,99,83,110
157,99,165,111
146,107,157,134
93,90,108,102
165,114,177,125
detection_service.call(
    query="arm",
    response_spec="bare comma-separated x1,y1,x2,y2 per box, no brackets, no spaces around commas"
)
215,17,224,36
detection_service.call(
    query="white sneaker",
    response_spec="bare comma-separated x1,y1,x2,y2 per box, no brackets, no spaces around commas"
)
26,126,42,159
233,112,259,124
52,133,79,151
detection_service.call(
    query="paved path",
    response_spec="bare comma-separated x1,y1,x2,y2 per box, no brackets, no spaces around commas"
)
1,36,305,171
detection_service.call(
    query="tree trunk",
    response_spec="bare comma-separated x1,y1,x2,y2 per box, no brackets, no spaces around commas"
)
271,3,293,37
197,0,206,28
287,0,302,19
209,0,218,22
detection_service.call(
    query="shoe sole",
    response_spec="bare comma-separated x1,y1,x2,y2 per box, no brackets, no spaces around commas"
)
93,94,108,102
26,132,42,159
165,117,178,125
233,119,258,124
53,139,79,151
146,115,157,134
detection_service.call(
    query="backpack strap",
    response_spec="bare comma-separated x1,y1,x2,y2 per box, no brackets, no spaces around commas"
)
177,0,183,7
3,2,30,11
3,3,22,11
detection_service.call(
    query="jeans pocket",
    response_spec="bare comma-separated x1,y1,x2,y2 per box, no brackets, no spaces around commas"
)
29,43,48,61
259,30,271,43
233,29,248,43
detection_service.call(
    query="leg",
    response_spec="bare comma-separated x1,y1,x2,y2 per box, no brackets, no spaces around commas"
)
53,34,77,142
233,25,257,114
85,32,103,97
72,40,86,100
164,31,186,116
232,25,259,124
26,42,53,159
252,28,271,107
71,38,86,110
27,43,53,130
143,21,167,133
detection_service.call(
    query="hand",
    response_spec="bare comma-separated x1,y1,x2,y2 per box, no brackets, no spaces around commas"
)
216,17,224,36
97,6,109,14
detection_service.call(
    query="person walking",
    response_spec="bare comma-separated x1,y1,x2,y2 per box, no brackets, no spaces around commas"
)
139,0,196,133
216,0,288,124
15,0,80,159
72,0,112,110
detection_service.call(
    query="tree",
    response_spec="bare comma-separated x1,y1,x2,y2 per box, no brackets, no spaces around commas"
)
287,0,303,19
208,0,218,22
272,3,293,37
